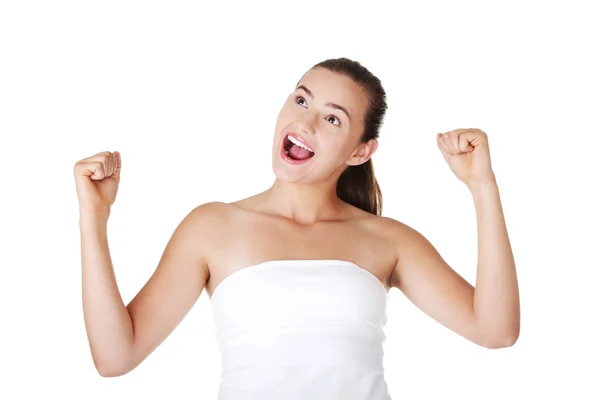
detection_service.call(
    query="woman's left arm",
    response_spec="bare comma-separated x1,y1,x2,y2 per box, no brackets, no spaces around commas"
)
470,179,520,347
388,129,519,348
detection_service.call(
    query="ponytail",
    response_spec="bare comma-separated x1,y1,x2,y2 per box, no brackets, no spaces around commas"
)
336,158,382,216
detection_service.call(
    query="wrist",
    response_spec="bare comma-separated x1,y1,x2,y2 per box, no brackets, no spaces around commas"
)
79,206,110,223
467,175,498,193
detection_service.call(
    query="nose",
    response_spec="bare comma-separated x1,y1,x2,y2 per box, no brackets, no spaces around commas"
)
294,109,318,136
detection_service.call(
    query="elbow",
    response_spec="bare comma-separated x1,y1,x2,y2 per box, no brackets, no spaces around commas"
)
93,358,131,378
480,335,518,349
97,366,127,378
478,327,520,349
90,340,137,377
97,365,130,378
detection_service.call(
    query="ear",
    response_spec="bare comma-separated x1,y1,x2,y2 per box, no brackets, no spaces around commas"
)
346,138,378,166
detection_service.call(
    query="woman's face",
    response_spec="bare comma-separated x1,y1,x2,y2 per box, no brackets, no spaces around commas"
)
272,67,375,183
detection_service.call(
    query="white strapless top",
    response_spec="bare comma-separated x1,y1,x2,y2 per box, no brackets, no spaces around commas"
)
210,259,392,400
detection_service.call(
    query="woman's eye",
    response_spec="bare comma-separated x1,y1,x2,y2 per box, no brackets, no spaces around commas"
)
295,95,340,127
326,116,340,126
295,95,307,108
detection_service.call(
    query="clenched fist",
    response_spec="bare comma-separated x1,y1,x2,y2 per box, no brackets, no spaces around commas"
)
74,151,121,216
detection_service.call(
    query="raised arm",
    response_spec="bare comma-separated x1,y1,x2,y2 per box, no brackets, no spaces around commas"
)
75,151,216,377
386,180,520,348
387,128,519,348
80,203,215,376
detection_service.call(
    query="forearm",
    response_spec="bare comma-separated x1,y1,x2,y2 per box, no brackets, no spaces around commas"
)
80,210,134,375
470,178,520,346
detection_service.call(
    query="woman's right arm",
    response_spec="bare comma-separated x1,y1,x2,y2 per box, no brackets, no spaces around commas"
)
75,151,214,377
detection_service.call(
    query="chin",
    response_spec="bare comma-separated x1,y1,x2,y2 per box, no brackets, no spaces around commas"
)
271,157,312,183
272,160,301,182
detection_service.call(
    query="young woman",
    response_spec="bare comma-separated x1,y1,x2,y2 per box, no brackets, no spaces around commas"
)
74,58,520,399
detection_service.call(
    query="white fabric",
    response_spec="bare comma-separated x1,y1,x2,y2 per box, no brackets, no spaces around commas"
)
210,259,392,399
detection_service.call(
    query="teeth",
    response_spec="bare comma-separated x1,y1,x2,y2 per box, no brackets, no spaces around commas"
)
287,135,314,153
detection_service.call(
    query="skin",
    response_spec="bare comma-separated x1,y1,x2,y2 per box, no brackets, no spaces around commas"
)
75,67,520,378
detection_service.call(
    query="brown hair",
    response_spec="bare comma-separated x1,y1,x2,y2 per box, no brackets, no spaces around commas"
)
309,57,387,216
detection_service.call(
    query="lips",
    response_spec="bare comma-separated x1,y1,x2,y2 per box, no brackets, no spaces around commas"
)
284,131,314,153
280,132,315,164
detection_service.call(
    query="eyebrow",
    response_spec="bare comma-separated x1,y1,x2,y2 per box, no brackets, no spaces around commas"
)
296,85,351,122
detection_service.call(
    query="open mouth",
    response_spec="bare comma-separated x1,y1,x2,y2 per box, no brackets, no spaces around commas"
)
283,135,315,162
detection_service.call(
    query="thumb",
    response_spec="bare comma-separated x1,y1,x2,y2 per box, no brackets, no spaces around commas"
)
112,151,122,178
459,133,474,152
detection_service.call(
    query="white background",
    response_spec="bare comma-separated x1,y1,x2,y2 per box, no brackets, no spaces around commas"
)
1,1,599,399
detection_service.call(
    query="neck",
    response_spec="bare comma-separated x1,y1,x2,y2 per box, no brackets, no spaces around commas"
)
262,177,346,224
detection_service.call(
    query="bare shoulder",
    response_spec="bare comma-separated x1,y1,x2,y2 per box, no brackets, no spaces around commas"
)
187,200,232,220
356,211,414,239
331,204,418,246
184,200,249,234
369,213,426,243
366,214,442,285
